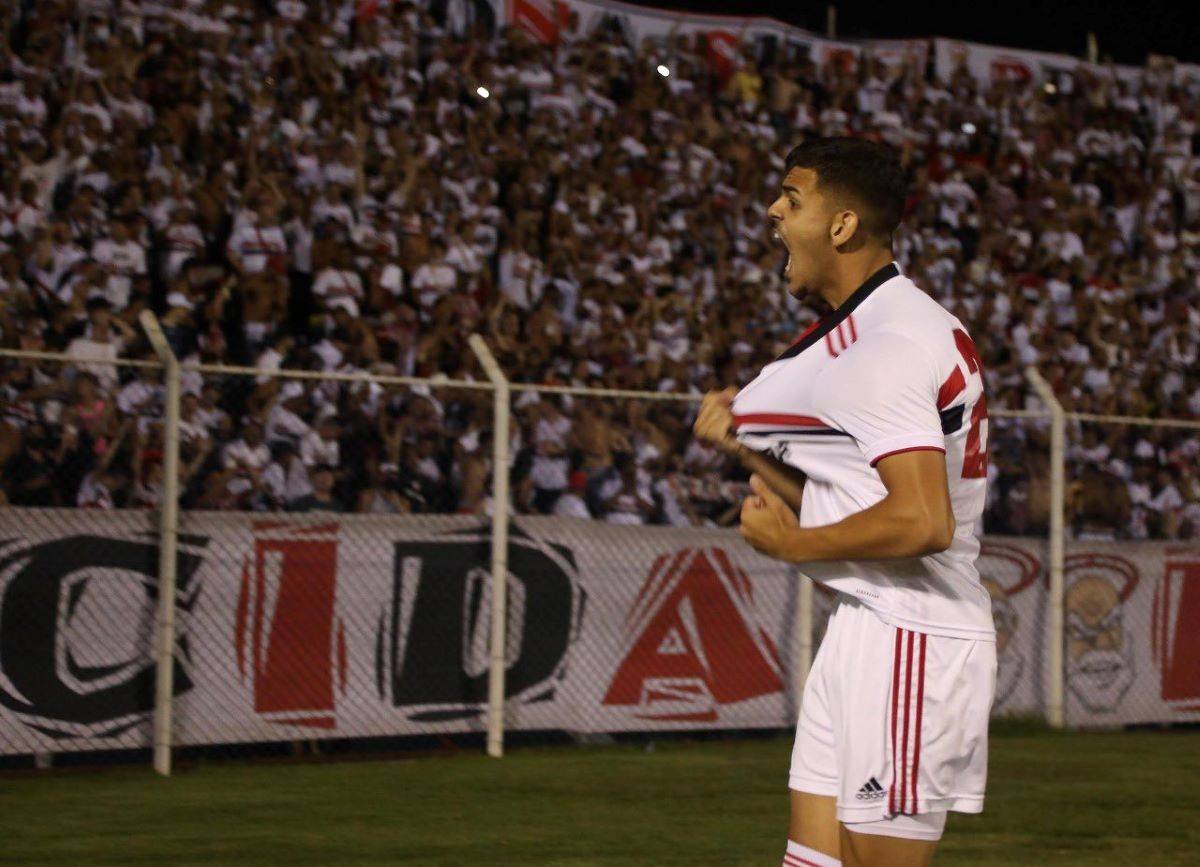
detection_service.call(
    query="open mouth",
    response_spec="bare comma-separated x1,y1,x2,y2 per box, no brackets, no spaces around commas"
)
772,227,792,277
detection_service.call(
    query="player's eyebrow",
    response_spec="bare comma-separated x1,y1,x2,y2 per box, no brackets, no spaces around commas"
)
782,185,802,196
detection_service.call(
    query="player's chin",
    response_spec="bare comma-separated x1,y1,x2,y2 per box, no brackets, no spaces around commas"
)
782,254,805,295
783,269,806,297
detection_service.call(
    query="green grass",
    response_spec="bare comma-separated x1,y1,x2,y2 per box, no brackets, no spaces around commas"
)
1,727,1197,865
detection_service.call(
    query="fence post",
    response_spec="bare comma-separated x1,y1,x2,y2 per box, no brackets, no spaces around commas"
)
796,572,813,697
140,311,182,775
1025,367,1065,729
468,335,511,758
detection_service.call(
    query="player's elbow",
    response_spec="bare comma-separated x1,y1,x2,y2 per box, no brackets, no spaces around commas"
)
917,512,956,555
892,501,955,556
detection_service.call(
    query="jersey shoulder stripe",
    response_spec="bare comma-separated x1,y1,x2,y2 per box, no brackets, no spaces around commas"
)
776,262,898,361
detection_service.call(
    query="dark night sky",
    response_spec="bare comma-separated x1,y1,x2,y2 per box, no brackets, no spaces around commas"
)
644,0,1200,67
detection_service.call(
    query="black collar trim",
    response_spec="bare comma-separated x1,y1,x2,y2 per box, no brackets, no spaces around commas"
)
776,262,899,361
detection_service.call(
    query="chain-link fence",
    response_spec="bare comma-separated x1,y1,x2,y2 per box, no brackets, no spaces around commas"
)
1,341,1198,772
170,361,498,764
499,386,806,743
0,349,169,765
1059,414,1200,727
985,410,1054,538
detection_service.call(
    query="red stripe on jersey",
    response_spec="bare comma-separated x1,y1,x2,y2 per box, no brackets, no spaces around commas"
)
870,446,947,468
847,313,858,343
937,366,966,410
787,319,824,349
912,633,927,814
825,333,838,358
889,628,902,815
732,413,830,429
899,630,915,813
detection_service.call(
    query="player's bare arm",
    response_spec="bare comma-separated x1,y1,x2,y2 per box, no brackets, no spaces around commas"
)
693,387,807,511
739,449,954,563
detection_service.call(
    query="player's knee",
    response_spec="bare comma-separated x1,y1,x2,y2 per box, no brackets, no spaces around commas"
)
839,815,942,867
789,791,841,859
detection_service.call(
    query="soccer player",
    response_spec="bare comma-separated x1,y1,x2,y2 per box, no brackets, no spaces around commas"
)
693,138,995,867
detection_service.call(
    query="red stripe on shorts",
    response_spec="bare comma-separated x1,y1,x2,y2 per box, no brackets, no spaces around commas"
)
889,627,902,814
912,633,927,814
899,630,915,814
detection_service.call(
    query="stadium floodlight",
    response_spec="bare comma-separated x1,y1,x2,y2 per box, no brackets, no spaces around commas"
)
656,64,670,77
961,122,977,135
477,85,491,99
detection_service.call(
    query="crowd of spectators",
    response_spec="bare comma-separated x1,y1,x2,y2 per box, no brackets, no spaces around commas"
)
0,0,1197,538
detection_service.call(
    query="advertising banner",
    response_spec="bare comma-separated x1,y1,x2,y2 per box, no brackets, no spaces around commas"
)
932,38,1142,86
440,0,1151,90
0,511,1195,756
0,512,803,754
490,0,907,76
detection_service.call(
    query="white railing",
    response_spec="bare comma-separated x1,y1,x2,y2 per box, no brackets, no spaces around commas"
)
138,312,184,774
1,334,1196,766
1025,367,1066,728
467,335,513,758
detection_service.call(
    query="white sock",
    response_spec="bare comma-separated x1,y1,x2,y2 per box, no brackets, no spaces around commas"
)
783,839,841,867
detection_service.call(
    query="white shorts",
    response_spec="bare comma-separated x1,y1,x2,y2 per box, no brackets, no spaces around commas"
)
790,597,996,826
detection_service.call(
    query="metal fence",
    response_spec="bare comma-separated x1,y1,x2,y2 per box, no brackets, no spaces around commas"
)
0,321,1197,773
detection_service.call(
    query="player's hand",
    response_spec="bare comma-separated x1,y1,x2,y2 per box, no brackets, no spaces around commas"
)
740,473,800,560
693,387,739,454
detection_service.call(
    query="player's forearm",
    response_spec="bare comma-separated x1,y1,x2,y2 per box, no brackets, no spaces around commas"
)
778,494,954,563
732,443,806,512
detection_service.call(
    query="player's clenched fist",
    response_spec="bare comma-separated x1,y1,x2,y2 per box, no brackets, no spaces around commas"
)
693,387,740,454
740,474,800,560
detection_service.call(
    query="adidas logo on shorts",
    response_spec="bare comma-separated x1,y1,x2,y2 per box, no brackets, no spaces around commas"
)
855,777,887,801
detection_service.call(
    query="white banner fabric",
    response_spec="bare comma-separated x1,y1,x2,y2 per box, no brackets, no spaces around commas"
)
0,511,1197,756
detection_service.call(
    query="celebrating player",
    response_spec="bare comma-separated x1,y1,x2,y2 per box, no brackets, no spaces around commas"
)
694,138,995,867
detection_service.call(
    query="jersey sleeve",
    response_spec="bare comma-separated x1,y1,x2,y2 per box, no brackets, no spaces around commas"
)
815,330,946,467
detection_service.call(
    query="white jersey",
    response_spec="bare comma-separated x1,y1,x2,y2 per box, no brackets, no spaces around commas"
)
732,263,993,640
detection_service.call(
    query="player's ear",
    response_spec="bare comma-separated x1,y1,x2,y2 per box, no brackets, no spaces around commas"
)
829,210,860,248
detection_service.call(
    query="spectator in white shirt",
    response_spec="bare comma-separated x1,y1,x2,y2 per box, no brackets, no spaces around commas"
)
552,470,593,519
300,416,341,469
91,219,147,309
410,238,458,313
312,249,365,313
66,297,135,392
262,441,313,507
227,201,288,275
222,422,271,473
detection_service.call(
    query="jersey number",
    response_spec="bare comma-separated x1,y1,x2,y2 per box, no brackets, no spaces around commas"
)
953,329,989,479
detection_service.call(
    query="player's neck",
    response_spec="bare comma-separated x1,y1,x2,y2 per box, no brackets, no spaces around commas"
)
819,249,896,310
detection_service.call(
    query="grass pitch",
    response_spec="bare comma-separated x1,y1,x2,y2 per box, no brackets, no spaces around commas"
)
1,725,1197,865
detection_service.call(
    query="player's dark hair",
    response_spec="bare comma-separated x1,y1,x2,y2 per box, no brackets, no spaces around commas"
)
783,137,907,241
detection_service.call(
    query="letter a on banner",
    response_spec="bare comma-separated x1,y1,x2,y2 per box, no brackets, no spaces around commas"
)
603,547,783,722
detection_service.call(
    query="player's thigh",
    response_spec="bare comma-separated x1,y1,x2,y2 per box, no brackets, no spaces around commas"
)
839,824,937,867
788,790,841,859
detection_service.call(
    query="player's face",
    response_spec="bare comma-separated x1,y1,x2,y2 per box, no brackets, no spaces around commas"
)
767,167,836,297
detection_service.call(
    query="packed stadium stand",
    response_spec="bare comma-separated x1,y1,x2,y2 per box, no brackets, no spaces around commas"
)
0,0,1197,539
